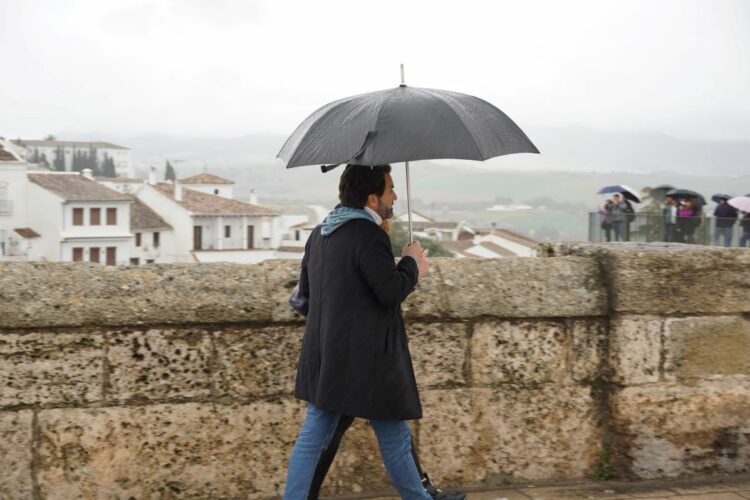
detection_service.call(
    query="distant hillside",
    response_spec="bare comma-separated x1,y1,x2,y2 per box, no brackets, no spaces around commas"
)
60,126,750,206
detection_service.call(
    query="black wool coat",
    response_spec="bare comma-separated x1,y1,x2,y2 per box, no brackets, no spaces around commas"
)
294,219,422,420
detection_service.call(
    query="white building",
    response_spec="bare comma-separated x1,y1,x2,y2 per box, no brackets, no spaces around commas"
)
12,139,134,178
135,181,281,264
440,227,540,258
26,172,134,264
129,198,174,265
178,172,235,198
0,139,46,261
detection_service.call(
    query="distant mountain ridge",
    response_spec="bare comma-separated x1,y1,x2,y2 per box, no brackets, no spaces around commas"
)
69,125,749,176
55,127,750,206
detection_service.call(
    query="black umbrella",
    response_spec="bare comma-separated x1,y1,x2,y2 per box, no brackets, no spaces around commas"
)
711,193,732,203
278,66,539,240
666,188,706,207
596,185,640,203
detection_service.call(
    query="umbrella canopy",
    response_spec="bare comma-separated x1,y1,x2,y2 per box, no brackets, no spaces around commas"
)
278,85,539,169
278,79,538,242
666,188,706,207
728,196,750,213
711,193,733,203
647,184,676,204
596,185,641,203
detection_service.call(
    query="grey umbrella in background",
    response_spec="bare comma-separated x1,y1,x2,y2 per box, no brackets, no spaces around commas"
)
278,65,539,241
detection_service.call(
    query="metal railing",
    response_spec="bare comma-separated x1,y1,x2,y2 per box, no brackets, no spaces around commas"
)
589,212,750,247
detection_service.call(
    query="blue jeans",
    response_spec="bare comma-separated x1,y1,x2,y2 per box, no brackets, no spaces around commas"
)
284,403,431,499
741,231,750,248
714,226,734,247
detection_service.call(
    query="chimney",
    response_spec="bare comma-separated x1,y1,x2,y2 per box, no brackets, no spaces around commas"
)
249,189,258,205
175,180,183,201
148,166,157,185
81,168,94,180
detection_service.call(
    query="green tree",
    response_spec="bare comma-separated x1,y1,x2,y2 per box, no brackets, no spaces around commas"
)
164,161,176,181
101,154,117,177
71,150,82,172
389,220,453,257
53,146,66,171
44,134,56,141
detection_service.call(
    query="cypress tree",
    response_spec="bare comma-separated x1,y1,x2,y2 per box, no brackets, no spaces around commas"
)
164,161,176,181
54,146,66,171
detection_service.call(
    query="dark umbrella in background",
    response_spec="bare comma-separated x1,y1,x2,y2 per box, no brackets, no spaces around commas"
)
650,184,676,203
596,185,641,203
711,193,733,204
666,188,706,208
278,65,540,241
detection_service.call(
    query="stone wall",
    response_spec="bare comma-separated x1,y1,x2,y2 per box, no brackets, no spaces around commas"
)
0,243,748,499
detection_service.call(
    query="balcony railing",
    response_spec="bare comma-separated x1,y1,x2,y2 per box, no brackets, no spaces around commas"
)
0,199,12,215
589,212,750,247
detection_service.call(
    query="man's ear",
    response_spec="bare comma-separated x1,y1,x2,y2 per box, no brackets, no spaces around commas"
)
366,193,378,210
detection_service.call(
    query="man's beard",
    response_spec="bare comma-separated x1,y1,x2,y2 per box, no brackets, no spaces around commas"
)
377,199,394,220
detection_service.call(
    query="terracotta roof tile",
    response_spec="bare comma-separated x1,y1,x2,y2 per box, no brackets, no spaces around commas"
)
153,183,277,216
131,198,172,230
14,228,40,238
179,173,234,185
28,173,134,201
0,143,19,161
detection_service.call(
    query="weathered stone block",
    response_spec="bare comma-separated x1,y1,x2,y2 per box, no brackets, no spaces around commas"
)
570,319,607,382
418,387,602,486
471,320,567,385
402,259,450,319
0,410,33,499
213,326,304,398
409,322,468,388
611,378,750,479
37,400,306,499
664,316,750,383
608,316,662,384
261,259,308,323
550,243,750,315
107,328,214,400
436,257,606,319
0,262,274,328
0,331,104,406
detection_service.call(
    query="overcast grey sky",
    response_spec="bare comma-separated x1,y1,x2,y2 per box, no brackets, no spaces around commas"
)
2,0,749,142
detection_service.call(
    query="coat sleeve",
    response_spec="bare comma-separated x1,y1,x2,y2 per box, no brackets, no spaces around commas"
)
290,236,311,316
358,230,419,307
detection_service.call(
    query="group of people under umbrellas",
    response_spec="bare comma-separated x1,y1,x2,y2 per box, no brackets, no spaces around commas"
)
598,184,750,247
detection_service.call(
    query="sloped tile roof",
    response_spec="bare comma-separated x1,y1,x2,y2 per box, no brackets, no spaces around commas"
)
95,176,144,184
179,173,234,185
14,228,41,238
28,173,134,201
152,183,277,216
131,198,172,230
0,143,20,161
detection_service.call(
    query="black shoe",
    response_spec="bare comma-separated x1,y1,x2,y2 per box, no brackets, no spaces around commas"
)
421,473,467,500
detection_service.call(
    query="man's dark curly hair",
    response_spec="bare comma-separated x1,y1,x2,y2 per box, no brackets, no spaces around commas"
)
338,164,391,209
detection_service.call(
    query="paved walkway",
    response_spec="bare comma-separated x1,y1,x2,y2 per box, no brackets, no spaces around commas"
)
335,473,750,500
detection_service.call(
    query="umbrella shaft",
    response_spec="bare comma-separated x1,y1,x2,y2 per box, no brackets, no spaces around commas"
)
405,161,413,243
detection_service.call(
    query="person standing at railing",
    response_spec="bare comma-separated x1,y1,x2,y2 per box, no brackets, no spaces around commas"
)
713,198,738,247
740,212,750,247
599,199,614,242
677,198,699,244
610,194,629,242
663,195,679,242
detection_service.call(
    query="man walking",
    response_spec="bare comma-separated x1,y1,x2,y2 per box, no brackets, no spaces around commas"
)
284,165,463,499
